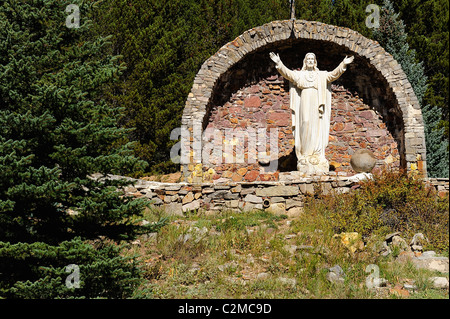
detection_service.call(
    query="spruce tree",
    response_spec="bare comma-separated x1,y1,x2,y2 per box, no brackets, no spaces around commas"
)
0,0,158,298
92,0,289,174
373,0,449,178
391,0,449,138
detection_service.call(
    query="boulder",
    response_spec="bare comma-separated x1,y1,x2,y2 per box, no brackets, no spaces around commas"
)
391,235,411,252
350,149,377,173
412,256,449,273
333,232,364,253
429,277,449,289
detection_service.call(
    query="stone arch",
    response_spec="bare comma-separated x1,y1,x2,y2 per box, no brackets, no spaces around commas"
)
181,20,427,181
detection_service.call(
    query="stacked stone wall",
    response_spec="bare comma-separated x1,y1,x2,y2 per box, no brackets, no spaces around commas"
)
104,175,448,216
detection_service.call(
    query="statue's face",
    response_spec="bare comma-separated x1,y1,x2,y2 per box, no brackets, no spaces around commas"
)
305,54,316,69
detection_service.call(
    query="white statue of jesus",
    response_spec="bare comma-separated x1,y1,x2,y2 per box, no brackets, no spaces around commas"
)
269,52,354,175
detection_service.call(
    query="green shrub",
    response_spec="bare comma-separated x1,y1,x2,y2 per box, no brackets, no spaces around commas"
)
312,170,449,252
0,238,141,299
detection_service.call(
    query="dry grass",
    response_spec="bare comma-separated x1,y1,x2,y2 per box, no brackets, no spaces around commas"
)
121,200,448,299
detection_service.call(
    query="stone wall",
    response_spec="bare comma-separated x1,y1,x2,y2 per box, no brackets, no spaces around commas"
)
202,71,401,181
107,175,448,216
181,20,427,181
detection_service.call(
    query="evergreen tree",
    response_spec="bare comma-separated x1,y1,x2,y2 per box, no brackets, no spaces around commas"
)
0,0,160,298
93,0,289,174
373,0,449,178
422,104,450,178
391,0,449,138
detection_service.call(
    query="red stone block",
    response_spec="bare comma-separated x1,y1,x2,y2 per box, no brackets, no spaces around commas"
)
244,170,259,182
367,129,387,137
268,112,290,126
228,106,242,113
244,96,261,108
333,122,345,131
232,173,242,182
343,123,355,131
360,110,374,120
259,174,273,181
248,85,260,94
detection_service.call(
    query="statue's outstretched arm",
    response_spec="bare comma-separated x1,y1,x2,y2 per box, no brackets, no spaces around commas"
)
327,55,353,82
269,52,296,83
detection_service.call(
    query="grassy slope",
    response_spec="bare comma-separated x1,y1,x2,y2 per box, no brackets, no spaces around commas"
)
122,195,448,299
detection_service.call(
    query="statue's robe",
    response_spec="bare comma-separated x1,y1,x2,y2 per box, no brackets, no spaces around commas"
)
275,61,347,173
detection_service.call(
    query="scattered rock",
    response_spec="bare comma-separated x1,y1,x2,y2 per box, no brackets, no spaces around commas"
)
403,283,417,291
326,272,345,285
283,244,297,255
429,277,449,289
385,232,401,242
141,232,158,242
333,232,364,253
131,239,141,246
328,265,345,277
391,235,411,253
277,277,297,287
256,272,270,280
412,256,449,273
422,251,436,258
409,233,427,248
189,263,201,274
396,251,415,263
284,234,296,240
389,284,410,298
326,265,345,284
67,209,79,216
178,226,208,244
297,245,314,250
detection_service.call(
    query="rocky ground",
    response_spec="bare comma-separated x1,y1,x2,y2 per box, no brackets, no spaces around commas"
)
124,205,449,299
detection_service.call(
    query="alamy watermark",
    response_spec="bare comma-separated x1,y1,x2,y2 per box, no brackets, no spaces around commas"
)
365,4,380,29
365,264,380,289
170,126,280,173
65,264,80,289
65,4,80,29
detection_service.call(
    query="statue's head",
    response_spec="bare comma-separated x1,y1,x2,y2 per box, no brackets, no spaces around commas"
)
302,52,318,71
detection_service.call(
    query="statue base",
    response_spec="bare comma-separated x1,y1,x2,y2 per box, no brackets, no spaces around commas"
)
297,154,329,176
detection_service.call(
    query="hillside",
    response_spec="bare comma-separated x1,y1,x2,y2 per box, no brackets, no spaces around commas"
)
121,172,449,299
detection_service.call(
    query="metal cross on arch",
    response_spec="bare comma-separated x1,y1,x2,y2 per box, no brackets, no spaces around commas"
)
290,0,295,20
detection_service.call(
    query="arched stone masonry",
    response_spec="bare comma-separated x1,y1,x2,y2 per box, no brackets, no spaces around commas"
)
180,20,427,182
